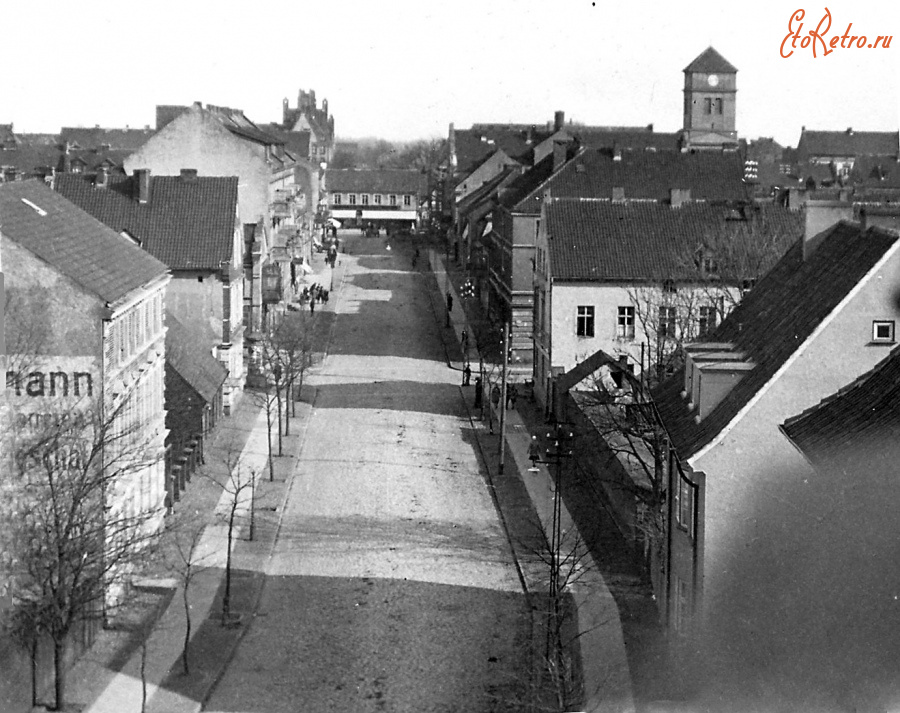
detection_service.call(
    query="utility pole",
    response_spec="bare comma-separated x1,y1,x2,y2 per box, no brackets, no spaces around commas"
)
498,322,509,474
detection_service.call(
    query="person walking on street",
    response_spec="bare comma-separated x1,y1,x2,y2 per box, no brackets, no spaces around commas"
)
309,295,315,313
474,377,483,410
462,364,471,386
507,384,518,410
446,290,453,327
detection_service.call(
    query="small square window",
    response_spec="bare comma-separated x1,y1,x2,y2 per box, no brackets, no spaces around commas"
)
873,320,896,343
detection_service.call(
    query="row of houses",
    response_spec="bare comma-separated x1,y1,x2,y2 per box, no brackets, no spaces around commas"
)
443,45,900,706
0,88,336,712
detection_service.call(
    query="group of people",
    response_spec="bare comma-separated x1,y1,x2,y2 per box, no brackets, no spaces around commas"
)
301,283,329,312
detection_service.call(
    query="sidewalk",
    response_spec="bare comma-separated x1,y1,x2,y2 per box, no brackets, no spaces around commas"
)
428,248,636,713
59,249,348,713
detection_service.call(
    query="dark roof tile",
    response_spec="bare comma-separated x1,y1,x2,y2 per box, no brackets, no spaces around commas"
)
0,180,168,304
654,221,900,458
684,46,738,73
325,168,426,194
56,173,239,271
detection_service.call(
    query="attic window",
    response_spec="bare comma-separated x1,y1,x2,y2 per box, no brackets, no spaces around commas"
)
575,163,586,173
872,320,896,344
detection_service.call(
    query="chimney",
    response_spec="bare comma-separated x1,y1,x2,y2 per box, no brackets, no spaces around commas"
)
846,127,853,135
670,188,691,208
133,169,151,203
323,98,329,117
552,140,567,171
180,168,198,182
803,199,854,259
612,187,625,202
554,111,565,132
94,166,109,189
860,205,900,233
612,142,622,161
787,187,808,211
526,125,535,144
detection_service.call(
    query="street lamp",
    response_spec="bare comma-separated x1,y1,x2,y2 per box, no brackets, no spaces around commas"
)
529,423,574,666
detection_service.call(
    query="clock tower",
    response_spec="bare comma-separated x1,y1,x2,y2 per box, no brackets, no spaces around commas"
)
682,46,738,150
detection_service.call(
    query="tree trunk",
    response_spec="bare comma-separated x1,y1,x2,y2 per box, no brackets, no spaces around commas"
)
182,579,192,675
223,504,235,624
53,637,66,712
283,376,291,436
276,382,284,454
30,637,38,707
265,396,274,481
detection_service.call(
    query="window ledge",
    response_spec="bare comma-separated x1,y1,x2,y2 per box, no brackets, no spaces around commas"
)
867,340,896,346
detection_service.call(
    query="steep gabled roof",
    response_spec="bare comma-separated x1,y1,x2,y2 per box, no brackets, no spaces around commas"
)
325,168,426,194
55,172,239,271
499,150,573,210
798,129,899,158
782,347,900,462
165,309,228,402
572,128,682,152
544,200,801,282
453,127,544,175
457,165,518,219
0,180,168,304
260,124,311,159
654,221,900,458
684,46,738,74
513,147,747,214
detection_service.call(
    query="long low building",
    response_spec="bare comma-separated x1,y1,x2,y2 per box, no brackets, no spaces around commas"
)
325,168,426,229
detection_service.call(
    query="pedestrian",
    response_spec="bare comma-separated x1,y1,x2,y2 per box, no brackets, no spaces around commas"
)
323,289,329,304
309,296,315,313
462,364,471,386
507,384,518,410
446,290,453,327
461,329,468,355
474,377,483,410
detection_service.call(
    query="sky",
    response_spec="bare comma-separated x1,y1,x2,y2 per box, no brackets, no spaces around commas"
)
2,0,897,148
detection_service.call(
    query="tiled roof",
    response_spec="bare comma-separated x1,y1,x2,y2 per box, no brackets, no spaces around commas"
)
260,124,311,159
513,147,747,214
653,221,900,458
850,155,900,188
0,180,168,304
782,347,900,462
572,129,682,152
798,129,899,158
457,166,518,218
498,149,576,210
325,168,426,194
165,309,228,402
684,46,738,73
60,126,156,151
454,127,544,175
55,172,239,271
545,200,802,282
0,142,62,176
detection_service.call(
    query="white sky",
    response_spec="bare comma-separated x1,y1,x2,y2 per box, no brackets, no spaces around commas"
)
3,0,897,148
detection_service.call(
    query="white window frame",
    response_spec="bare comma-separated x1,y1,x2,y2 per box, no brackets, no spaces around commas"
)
617,306,635,340
576,306,595,338
873,320,896,343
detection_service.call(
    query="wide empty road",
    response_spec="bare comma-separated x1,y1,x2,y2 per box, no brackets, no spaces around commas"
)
205,234,532,712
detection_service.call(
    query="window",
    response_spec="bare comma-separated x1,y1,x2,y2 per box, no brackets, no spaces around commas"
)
348,194,357,205
617,306,635,340
698,305,717,337
659,306,677,338
662,279,677,294
741,277,756,293
333,193,342,205
674,473,694,530
403,194,412,206
715,98,723,115
374,194,382,205
389,194,397,206
704,98,713,114
535,218,541,240
576,306,595,337
873,320,896,343
361,194,369,206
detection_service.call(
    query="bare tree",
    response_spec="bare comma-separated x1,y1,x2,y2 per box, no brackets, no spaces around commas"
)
166,521,210,676
0,393,164,711
215,458,258,627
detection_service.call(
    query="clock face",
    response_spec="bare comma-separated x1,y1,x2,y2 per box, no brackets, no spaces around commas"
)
707,74,719,87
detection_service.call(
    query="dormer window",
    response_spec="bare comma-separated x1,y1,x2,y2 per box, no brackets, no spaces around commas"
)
872,320,896,344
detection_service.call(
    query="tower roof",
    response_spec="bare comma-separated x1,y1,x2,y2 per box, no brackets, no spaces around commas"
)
684,46,737,74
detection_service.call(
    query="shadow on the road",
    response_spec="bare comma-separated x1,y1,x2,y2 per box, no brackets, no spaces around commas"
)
165,570,533,713
312,380,465,416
